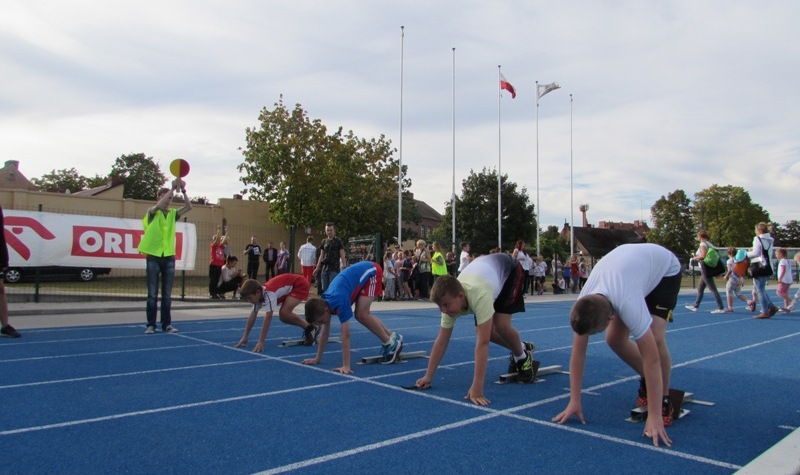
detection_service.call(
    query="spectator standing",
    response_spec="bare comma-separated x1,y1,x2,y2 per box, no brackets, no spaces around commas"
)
242,236,262,280
431,242,448,284
457,242,471,275
0,207,21,338
314,222,347,293
685,230,725,314
263,242,277,280
748,222,779,319
296,236,317,284
209,226,227,299
275,241,289,275
775,248,794,312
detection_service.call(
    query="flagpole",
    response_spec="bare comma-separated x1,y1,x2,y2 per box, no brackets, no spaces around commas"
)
451,47,457,255
397,26,404,248
497,65,502,250
570,93,574,256
535,80,540,257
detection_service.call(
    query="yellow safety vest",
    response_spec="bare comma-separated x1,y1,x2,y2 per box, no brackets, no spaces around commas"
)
138,209,177,257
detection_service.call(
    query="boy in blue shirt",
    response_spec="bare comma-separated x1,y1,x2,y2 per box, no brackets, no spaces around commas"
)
303,260,403,373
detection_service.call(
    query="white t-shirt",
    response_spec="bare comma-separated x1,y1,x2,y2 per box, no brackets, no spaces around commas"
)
579,244,681,341
778,258,793,284
458,250,470,273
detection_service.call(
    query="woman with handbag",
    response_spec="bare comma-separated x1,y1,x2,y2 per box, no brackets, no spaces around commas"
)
747,222,779,319
685,230,726,313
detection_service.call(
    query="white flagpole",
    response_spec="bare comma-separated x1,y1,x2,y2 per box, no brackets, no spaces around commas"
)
397,26,404,248
570,93,574,256
497,65,502,250
451,47,457,254
535,81,540,257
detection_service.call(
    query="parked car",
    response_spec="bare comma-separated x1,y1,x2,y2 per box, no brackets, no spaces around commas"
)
3,266,111,283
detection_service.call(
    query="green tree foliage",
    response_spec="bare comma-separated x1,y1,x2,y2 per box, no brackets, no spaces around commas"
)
647,189,695,255
86,174,109,189
432,167,535,254
238,97,413,240
31,168,88,193
772,220,800,247
110,153,167,200
539,225,570,262
693,184,769,247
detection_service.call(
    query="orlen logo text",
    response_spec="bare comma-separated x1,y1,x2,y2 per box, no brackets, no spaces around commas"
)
71,226,184,259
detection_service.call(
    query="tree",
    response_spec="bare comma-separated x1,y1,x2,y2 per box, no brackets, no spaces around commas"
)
773,220,800,247
110,153,167,200
432,167,536,254
539,225,570,262
238,97,412,240
30,168,88,193
647,189,695,255
693,185,769,247
86,174,109,189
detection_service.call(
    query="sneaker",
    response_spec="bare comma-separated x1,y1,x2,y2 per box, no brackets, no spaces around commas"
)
515,350,535,383
746,300,756,312
302,324,318,346
164,325,179,333
144,325,155,334
768,305,779,317
0,324,21,338
710,308,725,314
381,335,403,364
636,378,648,408
508,341,536,373
662,396,674,427
685,304,698,312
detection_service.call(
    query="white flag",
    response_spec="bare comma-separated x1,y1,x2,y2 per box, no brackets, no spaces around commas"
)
537,82,560,99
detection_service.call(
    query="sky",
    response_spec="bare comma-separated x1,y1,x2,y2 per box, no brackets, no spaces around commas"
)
2,0,799,232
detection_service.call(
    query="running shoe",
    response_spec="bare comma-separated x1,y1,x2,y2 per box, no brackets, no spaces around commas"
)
144,326,155,334
164,325,179,333
381,334,404,364
636,378,647,408
0,324,21,338
710,308,725,314
662,396,674,427
684,304,698,312
515,350,535,383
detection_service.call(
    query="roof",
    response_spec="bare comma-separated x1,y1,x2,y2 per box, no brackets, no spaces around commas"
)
414,198,443,221
573,226,646,257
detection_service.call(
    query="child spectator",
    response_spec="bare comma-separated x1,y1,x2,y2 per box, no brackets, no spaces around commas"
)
235,275,314,352
775,248,794,312
414,253,536,405
383,251,397,301
723,248,750,312
786,254,800,312
303,261,404,373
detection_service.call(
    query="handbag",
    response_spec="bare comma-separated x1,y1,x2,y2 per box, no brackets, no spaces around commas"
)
747,237,773,278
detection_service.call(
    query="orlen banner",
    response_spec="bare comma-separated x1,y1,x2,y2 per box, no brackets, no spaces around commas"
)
3,210,197,271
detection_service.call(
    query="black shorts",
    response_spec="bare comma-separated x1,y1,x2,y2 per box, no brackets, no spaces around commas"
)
645,272,682,322
493,262,526,315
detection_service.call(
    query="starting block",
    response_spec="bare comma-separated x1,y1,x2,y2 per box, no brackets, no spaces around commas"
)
495,362,568,384
626,389,715,423
358,350,428,365
278,337,340,348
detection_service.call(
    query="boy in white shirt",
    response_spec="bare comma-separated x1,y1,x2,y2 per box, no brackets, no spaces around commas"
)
775,248,794,311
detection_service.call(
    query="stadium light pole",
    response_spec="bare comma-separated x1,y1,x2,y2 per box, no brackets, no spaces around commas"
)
397,26,404,248
570,93,574,256
451,47,456,254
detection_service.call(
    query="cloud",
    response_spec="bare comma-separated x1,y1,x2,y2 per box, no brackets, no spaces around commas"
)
2,0,798,234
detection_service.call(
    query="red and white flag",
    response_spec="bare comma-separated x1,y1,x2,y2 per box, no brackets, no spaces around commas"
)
499,73,516,99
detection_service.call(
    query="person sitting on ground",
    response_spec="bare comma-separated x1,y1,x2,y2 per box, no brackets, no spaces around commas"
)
552,275,566,295
552,243,682,448
216,255,244,299
302,260,404,374
415,253,536,406
235,274,314,352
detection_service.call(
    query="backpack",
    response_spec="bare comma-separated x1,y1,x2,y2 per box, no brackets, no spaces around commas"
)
733,257,749,278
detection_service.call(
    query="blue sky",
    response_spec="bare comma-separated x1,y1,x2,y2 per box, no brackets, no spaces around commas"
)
1,0,798,231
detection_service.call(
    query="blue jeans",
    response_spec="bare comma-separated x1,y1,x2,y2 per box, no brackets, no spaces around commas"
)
146,255,175,329
753,275,774,313
320,269,339,293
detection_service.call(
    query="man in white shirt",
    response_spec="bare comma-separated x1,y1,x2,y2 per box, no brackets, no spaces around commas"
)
297,236,317,284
